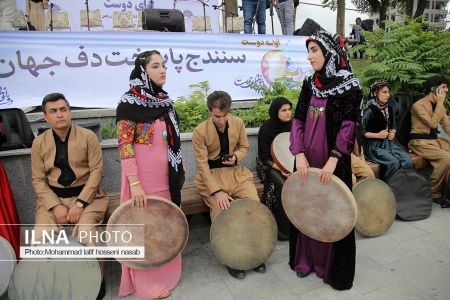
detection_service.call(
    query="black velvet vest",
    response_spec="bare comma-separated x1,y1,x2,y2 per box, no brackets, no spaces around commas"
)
365,104,395,133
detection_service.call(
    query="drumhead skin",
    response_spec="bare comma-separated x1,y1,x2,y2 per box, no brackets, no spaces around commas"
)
281,168,357,242
210,199,277,270
8,240,101,300
353,178,396,237
271,132,295,174
107,196,189,270
0,236,16,296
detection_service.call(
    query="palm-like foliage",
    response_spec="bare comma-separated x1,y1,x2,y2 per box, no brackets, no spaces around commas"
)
353,19,450,100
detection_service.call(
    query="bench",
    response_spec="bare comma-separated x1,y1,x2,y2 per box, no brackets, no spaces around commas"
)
105,173,264,222
365,153,429,179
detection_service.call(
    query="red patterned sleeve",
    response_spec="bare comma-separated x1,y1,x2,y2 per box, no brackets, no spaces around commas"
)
117,120,138,177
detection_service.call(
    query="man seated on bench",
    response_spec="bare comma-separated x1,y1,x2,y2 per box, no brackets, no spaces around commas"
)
192,90,265,279
31,93,108,299
409,76,450,208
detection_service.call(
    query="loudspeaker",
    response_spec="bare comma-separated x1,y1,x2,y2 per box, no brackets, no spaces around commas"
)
143,9,185,32
294,18,324,36
0,109,35,151
361,19,374,32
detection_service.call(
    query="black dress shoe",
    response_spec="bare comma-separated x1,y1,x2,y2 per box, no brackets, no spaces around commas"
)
96,279,106,300
227,267,245,279
253,263,266,273
296,271,311,278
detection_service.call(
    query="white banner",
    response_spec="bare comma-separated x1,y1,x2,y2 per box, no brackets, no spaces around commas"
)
0,31,311,108
16,0,221,33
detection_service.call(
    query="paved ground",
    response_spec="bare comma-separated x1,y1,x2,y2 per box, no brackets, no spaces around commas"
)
103,203,450,300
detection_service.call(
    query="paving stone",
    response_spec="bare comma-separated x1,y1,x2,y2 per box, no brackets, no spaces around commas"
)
389,254,450,294
353,254,403,295
363,281,431,300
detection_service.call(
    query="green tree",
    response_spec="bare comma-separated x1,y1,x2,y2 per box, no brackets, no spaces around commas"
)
351,0,391,30
352,19,450,107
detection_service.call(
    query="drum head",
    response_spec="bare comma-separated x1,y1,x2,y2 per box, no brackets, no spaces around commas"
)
281,168,357,242
353,178,396,237
210,199,277,270
271,132,295,174
0,236,16,296
8,240,101,300
107,196,189,269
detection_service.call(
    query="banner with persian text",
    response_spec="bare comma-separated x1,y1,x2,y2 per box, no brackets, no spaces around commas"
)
0,31,311,108
15,0,221,33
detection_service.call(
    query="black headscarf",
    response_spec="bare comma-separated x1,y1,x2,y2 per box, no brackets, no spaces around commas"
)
306,30,360,98
116,51,184,206
258,97,292,163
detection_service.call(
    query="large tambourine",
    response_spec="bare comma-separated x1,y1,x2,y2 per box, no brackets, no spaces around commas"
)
271,132,295,174
8,240,101,300
210,199,277,270
281,168,357,242
353,178,396,237
0,236,16,296
107,195,189,270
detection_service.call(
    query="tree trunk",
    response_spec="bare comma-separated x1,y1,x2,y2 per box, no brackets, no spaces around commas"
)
336,0,345,36
414,0,427,18
379,0,389,30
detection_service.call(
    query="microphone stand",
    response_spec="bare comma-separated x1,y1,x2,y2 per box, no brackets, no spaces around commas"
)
50,3,54,31
197,0,209,32
85,0,91,31
269,1,274,34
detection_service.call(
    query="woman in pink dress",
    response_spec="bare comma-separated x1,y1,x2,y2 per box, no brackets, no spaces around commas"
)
116,50,185,299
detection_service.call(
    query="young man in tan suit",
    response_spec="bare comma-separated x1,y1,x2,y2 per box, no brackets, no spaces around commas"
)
409,76,450,207
31,93,108,299
192,90,264,279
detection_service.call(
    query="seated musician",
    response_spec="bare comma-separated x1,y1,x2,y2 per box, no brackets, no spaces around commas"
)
409,76,450,207
361,80,414,182
257,97,292,240
31,93,108,300
192,90,266,279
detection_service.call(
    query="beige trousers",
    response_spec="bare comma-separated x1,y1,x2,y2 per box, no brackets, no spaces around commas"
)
195,165,260,222
34,190,108,246
351,153,376,186
409,138,450,198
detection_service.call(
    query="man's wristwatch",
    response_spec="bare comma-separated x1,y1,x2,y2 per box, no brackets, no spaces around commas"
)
75,199,87,208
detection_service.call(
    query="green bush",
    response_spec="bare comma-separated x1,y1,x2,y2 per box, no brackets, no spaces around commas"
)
352,19,450,110
174,78,302,132
232,77,302,127
174,81,209,133
102,122,118,140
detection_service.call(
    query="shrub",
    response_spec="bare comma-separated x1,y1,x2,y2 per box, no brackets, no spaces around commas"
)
102,122,118,140
174,81,209,133
174,78,302,132
233,77,302,127
352,19,450,110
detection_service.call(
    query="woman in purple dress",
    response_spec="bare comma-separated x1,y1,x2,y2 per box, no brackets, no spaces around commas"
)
289,31,362,290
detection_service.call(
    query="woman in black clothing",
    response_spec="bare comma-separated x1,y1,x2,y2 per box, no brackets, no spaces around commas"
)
257,97,292,240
